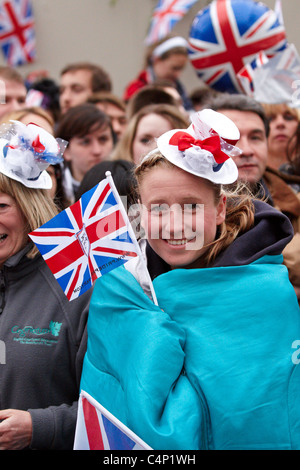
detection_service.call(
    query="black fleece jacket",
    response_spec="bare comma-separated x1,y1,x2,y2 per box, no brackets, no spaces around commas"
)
0,247,92,449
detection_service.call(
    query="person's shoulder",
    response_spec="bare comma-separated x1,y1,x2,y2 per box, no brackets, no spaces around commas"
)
123,70,149,101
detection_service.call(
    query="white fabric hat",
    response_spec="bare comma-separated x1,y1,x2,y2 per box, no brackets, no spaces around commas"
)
0,120,67,189
154,109,240,184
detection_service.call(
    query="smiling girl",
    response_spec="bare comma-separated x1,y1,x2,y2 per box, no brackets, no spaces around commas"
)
80,110,300,450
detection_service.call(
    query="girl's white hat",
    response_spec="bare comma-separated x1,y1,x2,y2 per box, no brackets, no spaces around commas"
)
0,120,67,189
152,36,189,58
154,109,240,184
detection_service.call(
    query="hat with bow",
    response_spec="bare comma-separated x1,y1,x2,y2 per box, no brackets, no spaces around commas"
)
155,109,240,184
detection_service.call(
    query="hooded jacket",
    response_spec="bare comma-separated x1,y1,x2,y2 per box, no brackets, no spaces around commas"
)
0,246,91,449
80,200,300,450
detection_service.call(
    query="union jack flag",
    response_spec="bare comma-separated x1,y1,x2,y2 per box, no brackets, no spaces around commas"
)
237,50,269,95
74,391,152,450
29,177,139,301
188,0,287,93
0,0,36,66
145,0,198,45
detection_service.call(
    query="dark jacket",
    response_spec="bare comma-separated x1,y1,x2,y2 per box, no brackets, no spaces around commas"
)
0,246,91,449
262,167,300,299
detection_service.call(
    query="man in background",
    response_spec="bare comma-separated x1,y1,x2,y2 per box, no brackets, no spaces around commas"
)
59,62,112,115
0,66,27,120
87,91,127,141
206,93,300,303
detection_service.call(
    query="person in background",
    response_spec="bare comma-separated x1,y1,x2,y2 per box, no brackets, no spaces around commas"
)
0,66,27,120
0,120,92,449
123,36,192,111
59,62,112,115
87,92,128,141
206,93,300,302
27,77,61,124
189,85,220,112
75,159,135,208
0,106,54,133
55,103,115,204
279,121,300,193
126,83,182,120
262,103,300,170
153,79,186,109
80,110,300,450
111,103,189,164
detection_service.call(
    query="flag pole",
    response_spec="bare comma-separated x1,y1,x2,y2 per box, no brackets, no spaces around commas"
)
105,171,159,306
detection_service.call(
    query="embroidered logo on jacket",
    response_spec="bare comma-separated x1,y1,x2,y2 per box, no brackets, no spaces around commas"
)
11,321,62,346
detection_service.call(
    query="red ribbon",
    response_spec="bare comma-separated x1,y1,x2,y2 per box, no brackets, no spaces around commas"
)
31,135,45,154
169,131,229,164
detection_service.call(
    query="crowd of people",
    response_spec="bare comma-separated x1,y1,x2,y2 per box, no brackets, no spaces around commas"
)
0,34,300,450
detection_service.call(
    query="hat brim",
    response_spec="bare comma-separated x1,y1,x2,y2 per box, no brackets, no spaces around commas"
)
0,137,52,189
0,158,52,189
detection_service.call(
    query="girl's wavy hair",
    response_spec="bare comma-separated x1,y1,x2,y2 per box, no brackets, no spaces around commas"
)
134,151,255,266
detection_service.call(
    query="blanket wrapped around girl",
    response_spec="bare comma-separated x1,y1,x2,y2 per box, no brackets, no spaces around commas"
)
80,110,300,450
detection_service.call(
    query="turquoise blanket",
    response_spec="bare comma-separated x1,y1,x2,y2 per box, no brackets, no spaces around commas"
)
80,255,300,449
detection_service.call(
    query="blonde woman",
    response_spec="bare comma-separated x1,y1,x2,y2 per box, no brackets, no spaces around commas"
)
80,110,300,450
0,121,91,449
0,107,70,209
111,103,189,164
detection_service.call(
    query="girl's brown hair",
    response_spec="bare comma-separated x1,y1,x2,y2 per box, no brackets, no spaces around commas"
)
135,151,255,266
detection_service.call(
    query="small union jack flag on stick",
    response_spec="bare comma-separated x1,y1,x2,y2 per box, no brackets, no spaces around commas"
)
145,0,198,45
0,0,36,66
74,391,152,450
29,172,158,304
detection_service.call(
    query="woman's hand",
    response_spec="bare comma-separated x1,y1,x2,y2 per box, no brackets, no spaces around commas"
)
0,409,32,450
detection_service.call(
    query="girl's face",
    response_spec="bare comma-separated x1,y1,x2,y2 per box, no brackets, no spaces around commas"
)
0,193,28,267
132,113,176,164
139,165,226,269
63,124,114,182
153,53,188,82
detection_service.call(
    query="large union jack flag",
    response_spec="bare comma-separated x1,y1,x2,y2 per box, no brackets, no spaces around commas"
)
145,0,198,45
0,0,36,66
74,391,152,450
188,0,287,93
29,178,138,301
